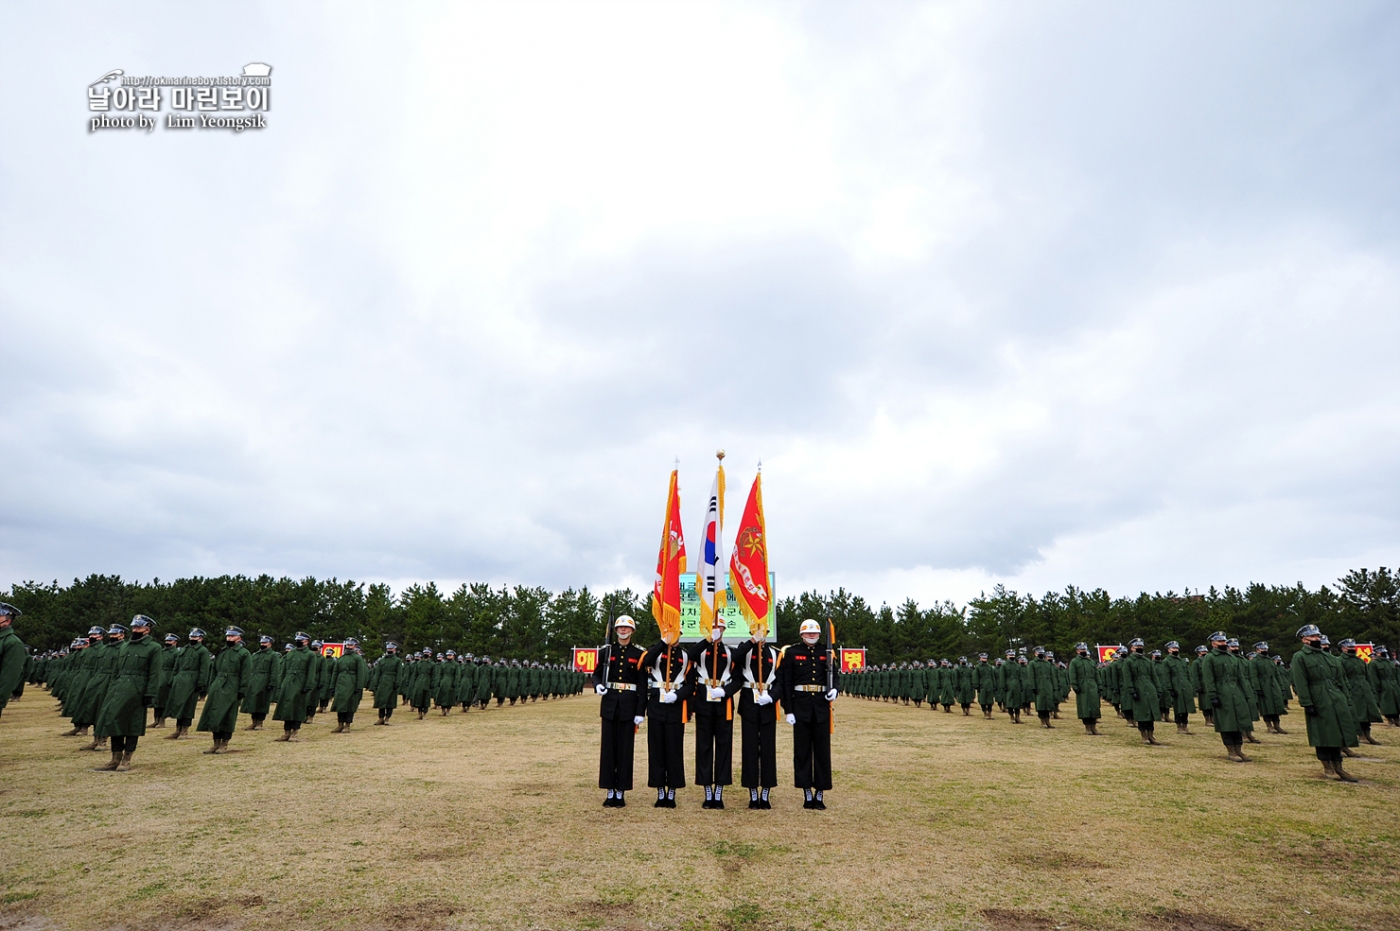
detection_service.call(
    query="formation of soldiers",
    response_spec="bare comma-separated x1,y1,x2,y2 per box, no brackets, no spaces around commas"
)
14,609,584,771
843,628,1399,781
8,597,1398,787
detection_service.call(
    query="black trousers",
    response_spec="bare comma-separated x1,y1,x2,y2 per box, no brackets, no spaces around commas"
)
1316,746,1342,762
740,715,776,788
111,735,139,752
693,708,733,786
599,716,636,790
792,718,832,790
647,717,686,788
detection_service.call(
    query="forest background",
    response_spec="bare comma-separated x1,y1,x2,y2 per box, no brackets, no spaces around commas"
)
6,568,1399,662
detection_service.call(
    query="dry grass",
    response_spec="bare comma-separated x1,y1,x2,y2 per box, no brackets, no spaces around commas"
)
2,691,1397,931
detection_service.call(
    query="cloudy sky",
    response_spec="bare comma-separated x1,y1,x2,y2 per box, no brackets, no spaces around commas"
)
2,2,1398,607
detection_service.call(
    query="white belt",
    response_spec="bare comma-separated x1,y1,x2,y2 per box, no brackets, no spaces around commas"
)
608,683,636,691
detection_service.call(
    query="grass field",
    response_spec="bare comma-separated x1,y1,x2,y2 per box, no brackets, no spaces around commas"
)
2,688,1397,931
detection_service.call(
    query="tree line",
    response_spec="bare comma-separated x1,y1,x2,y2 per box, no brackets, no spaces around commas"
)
6,568,1398,664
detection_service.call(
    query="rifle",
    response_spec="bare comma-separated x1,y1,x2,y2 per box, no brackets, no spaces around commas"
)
827,617,837,734
601,603,614,689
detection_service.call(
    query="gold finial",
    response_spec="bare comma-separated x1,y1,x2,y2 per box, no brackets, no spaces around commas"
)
716,449,726,461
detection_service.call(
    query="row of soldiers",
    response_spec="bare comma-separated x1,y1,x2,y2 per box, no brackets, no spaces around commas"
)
16,610,583,771
390,649,585,718
845,630,1397,781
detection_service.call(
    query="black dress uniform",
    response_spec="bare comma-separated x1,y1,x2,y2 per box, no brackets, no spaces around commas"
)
591,640,646,800
640,640,694,805
687,637,742,807
778,638,838,804
731,639,781,807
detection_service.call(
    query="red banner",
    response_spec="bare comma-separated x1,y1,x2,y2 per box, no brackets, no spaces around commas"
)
572,647,598,674
840,648,866,673
729,471,770,637
1096,644,1121,664
652,469,686,645
320,642,344,658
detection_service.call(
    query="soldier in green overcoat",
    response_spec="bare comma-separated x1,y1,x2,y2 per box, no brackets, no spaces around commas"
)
1369,646,1399,726
60,631,102,728
1229,639,1263,744
273,633,317,741
954,657,975,714
330,638,370,732
1028,648,1058,729
306,641,330,721
1338,639,1382,745
151,633,180,728
67,627,115,746
456,654,477,710
241,635,279,730
0,604,29,722
973,654,995,718
369,642,404,724
1250,642,1289,735
197,627,252,753
1161,642,1196,735
434,651,460,714
164,628,213,741
92,617,161,772
1189,645,1210,725
1069,643,1101,734
1002,653,1028,723
507,659,524,705
1199,631,1254,763
1121,640,1162,744
1292,625,1359,781
473,655,494,709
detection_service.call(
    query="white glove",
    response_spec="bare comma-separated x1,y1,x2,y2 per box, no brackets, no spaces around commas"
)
633,715,644,726
661,690,677,704
785,713,796,726
826,689,838,701
708,687,724,701
754,691,774,706
595,684,607,695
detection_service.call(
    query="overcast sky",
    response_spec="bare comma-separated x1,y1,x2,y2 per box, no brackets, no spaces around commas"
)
2,2,1398,608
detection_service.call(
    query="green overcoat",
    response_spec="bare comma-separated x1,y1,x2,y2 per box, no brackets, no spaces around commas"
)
332,651,369,714
0,626,27,715
72,640,120,727
166,643,213,722
155,643,178,711
1291,645,1356,749
241,646,279,716
1162,653,1195,715
369,654,404,709
1369,658,1399,717
1250,655,1286,716
1029,658,1057,713
1199,647,1253,734
273,645,317,724
94,635,161,738
198,642,252,733
1068,654,1099,719
1340,653,1382,725
1121,653,1160,723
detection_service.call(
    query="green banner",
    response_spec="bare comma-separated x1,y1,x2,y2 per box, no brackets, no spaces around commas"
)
678,571,777,642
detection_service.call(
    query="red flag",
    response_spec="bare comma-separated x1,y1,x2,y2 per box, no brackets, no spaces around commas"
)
652,469,686,644
729,471,770,638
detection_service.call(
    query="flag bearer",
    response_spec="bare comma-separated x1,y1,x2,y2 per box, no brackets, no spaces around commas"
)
689,618,741,809
732,625,781,808
642,624,692,808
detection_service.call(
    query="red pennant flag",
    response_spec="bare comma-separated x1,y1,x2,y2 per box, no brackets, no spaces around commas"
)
652,469,686,644
729,471,770,638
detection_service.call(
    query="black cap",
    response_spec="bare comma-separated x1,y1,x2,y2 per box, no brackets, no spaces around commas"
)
131,615,154,629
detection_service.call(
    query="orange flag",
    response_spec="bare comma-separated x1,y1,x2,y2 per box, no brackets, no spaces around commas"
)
729,471,770,638
652,469,686,645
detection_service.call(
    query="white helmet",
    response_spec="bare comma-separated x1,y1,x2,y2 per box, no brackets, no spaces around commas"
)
799,619,821,635
614,615,636,630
